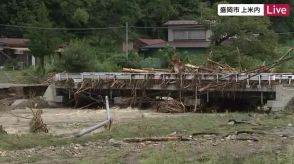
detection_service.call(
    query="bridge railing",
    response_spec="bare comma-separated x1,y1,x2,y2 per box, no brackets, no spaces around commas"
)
54,72,294,82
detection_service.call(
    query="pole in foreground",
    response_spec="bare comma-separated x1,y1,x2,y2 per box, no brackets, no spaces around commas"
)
76,96,112,137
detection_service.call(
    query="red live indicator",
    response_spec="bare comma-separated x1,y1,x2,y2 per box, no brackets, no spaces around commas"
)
264,4,290,16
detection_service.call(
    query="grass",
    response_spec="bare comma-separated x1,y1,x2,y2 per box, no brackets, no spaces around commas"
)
0,112,293,163
0,113,293,150
0,70,40,84
139,143,294,164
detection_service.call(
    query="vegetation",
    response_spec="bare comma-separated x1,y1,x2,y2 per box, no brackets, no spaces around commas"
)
54,40,97,72
0,0,293,73
0,113,293,163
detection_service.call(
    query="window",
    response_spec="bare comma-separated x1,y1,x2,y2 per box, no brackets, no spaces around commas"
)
189,30,206,40
174,29,206,40
174,31,188,40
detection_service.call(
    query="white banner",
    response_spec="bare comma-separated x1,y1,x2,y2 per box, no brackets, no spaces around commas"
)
218,4,264,16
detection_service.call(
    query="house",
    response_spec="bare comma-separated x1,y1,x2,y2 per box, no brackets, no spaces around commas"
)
0,38,35,69
136,20,212,51
134,39,166,51
164,20,212,48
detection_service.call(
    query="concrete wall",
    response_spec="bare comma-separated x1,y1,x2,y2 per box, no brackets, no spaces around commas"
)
267,85,294,111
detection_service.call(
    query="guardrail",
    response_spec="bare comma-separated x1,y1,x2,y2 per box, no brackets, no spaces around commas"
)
54,72,294,83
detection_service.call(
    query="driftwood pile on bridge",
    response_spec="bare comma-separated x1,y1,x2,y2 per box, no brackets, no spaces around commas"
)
55,48,293,113
122,57,238,74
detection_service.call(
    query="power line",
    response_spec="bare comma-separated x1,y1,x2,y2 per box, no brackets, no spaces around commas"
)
274,32,294,35
0,23,294,35
0,24,125,31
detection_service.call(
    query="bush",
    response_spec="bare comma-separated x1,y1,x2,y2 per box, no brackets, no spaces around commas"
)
57,40,97,72
140,57,162,68
95,61,120,72
106,53,142,69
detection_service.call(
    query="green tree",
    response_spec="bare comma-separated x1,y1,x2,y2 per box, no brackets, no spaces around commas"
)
202,1,278,69
27,2,60,74
57,40,97,72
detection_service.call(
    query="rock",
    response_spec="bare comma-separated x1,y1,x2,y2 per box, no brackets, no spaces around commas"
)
288,123,293,127
109,138,116,143
0,151,7,157
49,146,55,151
168,131,177,136
226,134,237,140
75,144,82,148
82,143,89,146
227,120,235,125
11,99,30,109
109,138,122,147
140,143,146,147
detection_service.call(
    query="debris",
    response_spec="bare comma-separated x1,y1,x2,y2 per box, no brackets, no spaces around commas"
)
235,130,265,135
75,96,112,137
227,119,259,126
0,125,7,134
123,136,190,143
109,138,123,147
207,58,237,73
11,97,49,109
156,99,186,113
169,55,184,73
122,68,153,73
225,134,237,140
192,132,220,136
29,109,49,133
167,131,177,136
235,137,258,142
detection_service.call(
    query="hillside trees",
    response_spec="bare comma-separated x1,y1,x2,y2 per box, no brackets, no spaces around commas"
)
26,2,60,74
202,2,278,69
0,0,292,71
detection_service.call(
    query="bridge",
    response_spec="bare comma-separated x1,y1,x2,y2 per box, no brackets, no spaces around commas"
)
48,72,294,111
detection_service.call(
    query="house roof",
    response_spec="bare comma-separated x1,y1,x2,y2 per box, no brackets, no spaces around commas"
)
0,38,29,48
138,39,166,46
163,20,200,26
143,41,210,49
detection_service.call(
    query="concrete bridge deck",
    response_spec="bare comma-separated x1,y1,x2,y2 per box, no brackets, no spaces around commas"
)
50,72,294,111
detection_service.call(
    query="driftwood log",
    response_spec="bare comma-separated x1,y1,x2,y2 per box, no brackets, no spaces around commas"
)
123,136,190,143
123,68,152,73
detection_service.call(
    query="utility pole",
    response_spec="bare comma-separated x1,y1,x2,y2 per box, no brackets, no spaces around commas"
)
236,47,241,71
125,22,128,59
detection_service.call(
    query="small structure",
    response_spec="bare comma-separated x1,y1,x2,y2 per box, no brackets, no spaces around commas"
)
0,38,35,69
134,38,166,52
136,20,212,51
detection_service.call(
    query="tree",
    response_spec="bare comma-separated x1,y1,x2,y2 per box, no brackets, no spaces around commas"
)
57,40,97,72
202,1,278,69
27,2,60,74
0,0,42,37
